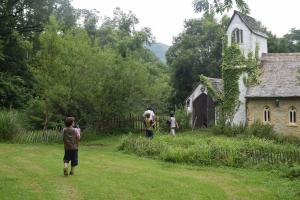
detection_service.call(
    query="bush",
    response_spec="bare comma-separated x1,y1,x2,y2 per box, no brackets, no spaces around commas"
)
274,135,300,146
283,165,300,178
174,106,191,130
25,98,64,130
0,110,23,140
247,121,274,139
212,121,279,140
119,133,300,169
80,130,98,141
212,122,247,137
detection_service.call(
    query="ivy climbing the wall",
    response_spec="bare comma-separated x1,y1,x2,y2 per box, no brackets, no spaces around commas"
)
222,44,245,121
245,44,261,86
199,75,222,101
199,43,261,125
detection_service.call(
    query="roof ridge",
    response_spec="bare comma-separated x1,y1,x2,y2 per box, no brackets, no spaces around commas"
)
264,53,300,56
234,10,256,22
232,10,267,37
262,53,300,61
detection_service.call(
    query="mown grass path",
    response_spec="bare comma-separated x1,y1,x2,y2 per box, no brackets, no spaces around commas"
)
0,136,299,200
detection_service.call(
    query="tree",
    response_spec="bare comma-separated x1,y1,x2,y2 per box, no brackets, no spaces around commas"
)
193,0,250,14
166,13,228,105
284,28,300,52
97,7,154,58
267,28,300,53
0,0,79,109
79,9,100,42
28,15,171,129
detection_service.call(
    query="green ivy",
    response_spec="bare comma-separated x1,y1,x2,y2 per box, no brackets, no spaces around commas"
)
199,43,261,124
199,74,222,101
222,44,244,121
245,44,261,86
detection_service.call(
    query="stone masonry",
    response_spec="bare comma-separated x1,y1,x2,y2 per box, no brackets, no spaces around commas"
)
246,98,300,137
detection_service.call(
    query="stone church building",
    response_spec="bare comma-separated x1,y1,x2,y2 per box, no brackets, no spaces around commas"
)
186,11,300,137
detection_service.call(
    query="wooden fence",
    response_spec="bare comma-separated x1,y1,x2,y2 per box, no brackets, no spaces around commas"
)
213,148,300,166
97,115,170,133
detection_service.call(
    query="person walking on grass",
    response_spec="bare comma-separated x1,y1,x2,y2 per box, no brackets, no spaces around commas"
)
144,112,155,139
63,117,80,176
167,112,179,137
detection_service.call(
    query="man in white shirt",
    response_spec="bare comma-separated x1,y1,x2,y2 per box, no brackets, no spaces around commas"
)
143,107,155,122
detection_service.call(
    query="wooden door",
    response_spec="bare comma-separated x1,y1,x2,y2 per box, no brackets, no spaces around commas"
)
193,93,215,128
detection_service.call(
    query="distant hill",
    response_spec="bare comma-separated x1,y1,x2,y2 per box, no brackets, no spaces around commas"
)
146,43,169,63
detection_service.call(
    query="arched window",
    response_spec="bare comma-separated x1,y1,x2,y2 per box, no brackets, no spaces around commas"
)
186,99,191,107
231,28,243,44
289,106,296,124
263,106,270,122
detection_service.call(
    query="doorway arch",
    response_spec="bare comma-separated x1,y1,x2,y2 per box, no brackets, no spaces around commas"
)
192,93,215,128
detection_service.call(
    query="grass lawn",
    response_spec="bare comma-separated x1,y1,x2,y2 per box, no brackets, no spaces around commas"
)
0,134,300,200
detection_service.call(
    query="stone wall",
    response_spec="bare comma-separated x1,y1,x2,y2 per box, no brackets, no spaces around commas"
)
246,98,300,137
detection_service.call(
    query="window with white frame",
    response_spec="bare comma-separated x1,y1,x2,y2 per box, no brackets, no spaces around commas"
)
263,106,270,122
231,28,243,44
289,106,296,124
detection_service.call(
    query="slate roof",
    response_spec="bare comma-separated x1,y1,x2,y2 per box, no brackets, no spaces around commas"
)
229,10,268,38
207,77,223,93
186,78,223,102
246,53,300,98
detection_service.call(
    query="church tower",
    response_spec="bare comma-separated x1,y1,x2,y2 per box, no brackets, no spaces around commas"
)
227,11,268,57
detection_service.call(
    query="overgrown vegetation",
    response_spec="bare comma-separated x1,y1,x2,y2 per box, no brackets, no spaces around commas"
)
119,132,300,169
212,121,300,145
0,110,23,140
174,106,192,130
283,165,300,179
200,43,261,124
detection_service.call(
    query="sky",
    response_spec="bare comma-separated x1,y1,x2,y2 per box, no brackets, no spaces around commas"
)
72,0,300,45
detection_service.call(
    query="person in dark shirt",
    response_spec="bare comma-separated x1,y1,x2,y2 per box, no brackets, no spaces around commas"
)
63,117,80,176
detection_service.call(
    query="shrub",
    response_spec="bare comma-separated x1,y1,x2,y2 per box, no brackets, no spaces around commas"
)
174,106,191,130
212,122,246,137
283,165,300,178
25,98,64,130
0,110,22,140
212,120,279,142
80,130,98,141
247,121,274,139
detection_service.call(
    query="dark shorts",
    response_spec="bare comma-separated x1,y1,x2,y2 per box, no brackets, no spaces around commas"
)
145,130,154,138
63,149,78,166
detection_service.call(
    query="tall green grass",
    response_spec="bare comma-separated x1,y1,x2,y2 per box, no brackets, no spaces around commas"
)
212,121,300,145
0,110,22,140
119,133,300,169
